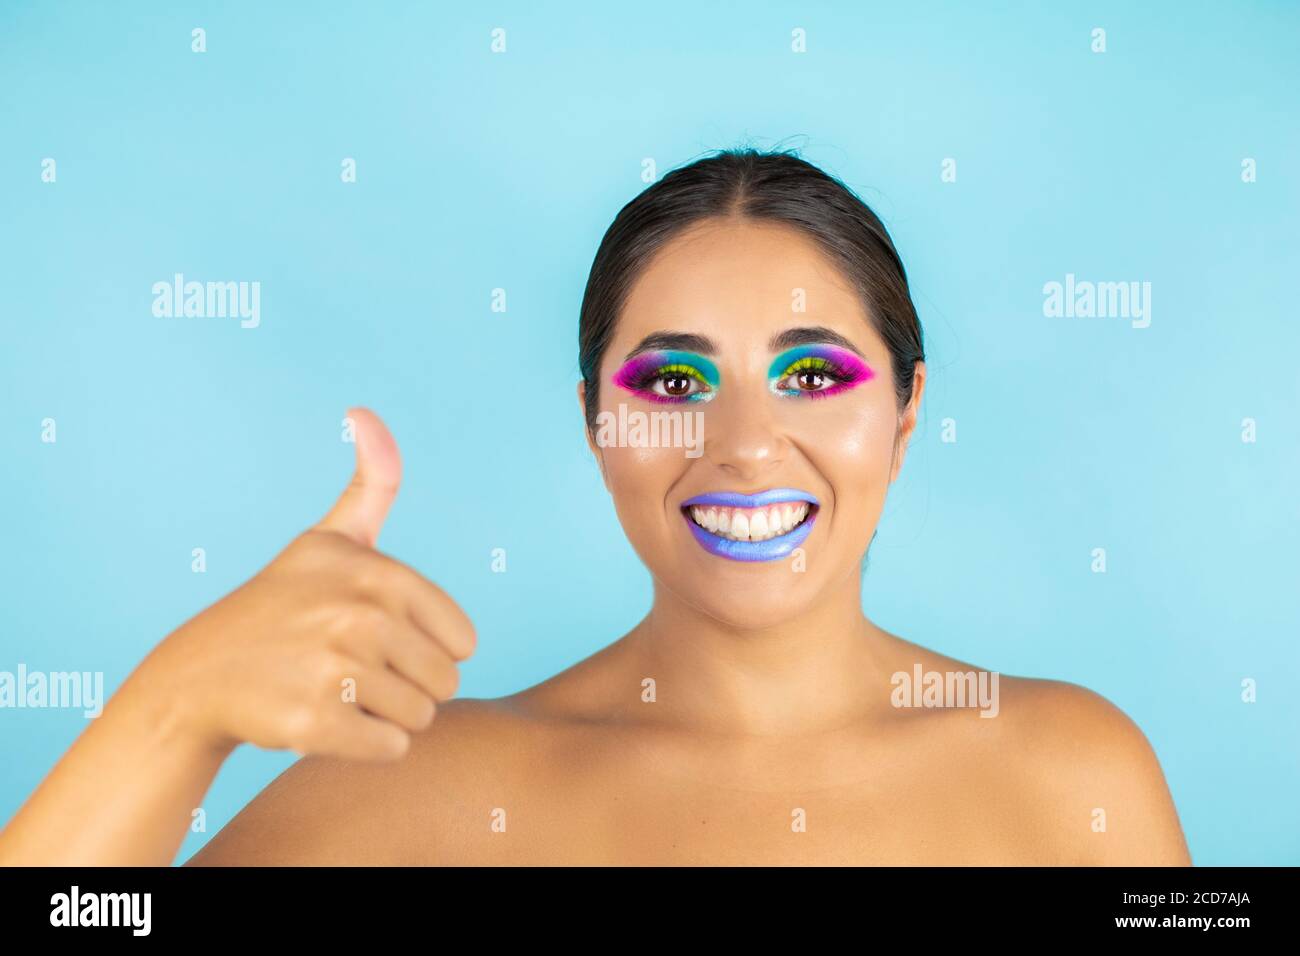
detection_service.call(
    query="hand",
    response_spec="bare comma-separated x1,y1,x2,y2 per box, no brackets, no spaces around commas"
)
137,408,476,761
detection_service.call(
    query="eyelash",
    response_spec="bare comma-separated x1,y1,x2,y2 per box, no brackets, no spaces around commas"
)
613,346,869,403
615,357,716,404
771,353,868,399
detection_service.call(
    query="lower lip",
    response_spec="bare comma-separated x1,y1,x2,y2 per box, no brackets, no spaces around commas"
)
682,507,818,562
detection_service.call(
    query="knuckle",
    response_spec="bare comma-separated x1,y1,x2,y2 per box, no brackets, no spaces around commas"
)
314,599,385,643
311,648,344,683
312,650,359,701
350,552,396,595
342,600,391,636
291,528,351,567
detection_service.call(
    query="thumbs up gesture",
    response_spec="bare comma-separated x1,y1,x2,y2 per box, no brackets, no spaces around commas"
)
138,408,477,761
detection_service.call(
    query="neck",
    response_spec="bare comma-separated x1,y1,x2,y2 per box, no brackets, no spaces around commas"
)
624,565,895,738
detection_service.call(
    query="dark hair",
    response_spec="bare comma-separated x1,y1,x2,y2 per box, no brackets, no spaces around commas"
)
578,147,925,430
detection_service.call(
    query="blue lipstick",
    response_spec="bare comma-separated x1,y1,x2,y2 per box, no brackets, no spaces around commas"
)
680,488,820,562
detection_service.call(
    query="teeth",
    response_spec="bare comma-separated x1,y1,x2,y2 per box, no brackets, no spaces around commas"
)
687,501,813,542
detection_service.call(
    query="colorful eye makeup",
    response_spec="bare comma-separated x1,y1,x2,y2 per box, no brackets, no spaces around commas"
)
612,343,872,403
612,350,719,404
767,344,874,399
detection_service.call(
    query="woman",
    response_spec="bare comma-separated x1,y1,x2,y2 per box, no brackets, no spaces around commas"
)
0,149,1192,865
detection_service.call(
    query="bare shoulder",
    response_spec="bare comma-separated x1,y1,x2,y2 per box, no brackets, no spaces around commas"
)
184,697,545,866
873,630,1190,865
993,676,1192,865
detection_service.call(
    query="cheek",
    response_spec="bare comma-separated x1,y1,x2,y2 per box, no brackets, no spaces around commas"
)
601,443,691,523
827,414,896,466
785,398,898,493
595,369,697,517
788,385,896,441
604,442,688,476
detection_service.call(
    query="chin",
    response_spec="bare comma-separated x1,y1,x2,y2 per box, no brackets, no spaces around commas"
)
681,579,826,630
650,553,830,630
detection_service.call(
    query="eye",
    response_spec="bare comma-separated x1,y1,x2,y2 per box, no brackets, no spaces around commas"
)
651,367,710,399
773,357,846,396
613,352,718,404
768,346,874,400
777,366,837,393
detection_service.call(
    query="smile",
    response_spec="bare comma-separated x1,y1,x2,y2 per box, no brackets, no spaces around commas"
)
680,489,819,562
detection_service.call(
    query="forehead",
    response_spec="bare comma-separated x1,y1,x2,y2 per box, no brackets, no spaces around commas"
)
615,217,872,349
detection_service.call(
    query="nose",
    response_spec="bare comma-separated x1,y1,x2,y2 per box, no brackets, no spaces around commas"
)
700,389,790,482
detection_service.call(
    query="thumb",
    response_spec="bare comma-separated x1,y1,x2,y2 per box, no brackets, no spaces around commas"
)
316,407,402,548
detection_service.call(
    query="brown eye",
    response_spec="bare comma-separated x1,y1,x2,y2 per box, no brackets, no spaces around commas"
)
663,375,692,396
797,371,827,390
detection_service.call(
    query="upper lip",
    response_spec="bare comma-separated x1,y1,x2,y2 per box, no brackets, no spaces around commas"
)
680,488,820,509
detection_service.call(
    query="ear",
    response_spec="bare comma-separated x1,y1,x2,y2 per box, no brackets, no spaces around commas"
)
889,361,926,483
578,380,611,491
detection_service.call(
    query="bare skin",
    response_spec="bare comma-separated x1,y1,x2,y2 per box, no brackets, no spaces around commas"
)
187,652,1191,866
0,219,1191,867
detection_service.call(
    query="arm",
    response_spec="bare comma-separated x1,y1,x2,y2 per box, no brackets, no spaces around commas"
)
0,408,475,867
0,664,233,866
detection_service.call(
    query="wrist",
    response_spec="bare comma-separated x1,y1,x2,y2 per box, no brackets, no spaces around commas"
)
120,656,238,762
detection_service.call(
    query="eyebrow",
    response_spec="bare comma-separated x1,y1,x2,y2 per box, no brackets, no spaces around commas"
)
622,325,866,362
623,332,717,361
768,326,866,357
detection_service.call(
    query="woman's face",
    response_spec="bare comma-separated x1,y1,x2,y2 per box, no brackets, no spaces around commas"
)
583,218,925,629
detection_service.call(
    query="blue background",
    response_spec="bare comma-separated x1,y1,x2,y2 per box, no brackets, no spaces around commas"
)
1,1,1296,865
